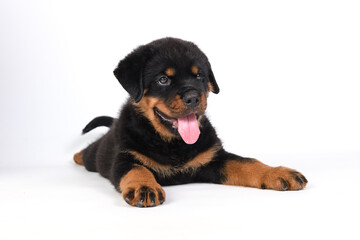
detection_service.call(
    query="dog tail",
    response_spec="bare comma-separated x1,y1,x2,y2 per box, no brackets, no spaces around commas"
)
82,116,114,134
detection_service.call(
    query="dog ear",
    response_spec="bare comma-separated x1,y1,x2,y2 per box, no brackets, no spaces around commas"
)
113,45,153,102
207,62,220,94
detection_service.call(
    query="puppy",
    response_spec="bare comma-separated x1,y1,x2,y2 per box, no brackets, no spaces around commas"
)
74,37,307,207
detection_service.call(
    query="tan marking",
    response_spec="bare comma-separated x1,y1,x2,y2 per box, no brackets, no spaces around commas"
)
73,151,83,165
133,96,176,142
169,95,187,114
165,68,176,77
133,91,207,142
119,165,159,191
199,93,207,112
223,160,268,187
208,82,215,92
128,144,220,178
128,150,172,173
119,165,165,207
223,160,307,190
191,65,199,75
169,93,207,115
184,144,221,168
197,115,203,127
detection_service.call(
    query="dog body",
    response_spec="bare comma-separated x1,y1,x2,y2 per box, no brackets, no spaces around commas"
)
74,38,307,207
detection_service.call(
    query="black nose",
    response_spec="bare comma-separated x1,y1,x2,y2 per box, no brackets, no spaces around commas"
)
182,90,200,108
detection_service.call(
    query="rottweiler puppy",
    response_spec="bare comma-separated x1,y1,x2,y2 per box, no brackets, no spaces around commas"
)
74,37,307,207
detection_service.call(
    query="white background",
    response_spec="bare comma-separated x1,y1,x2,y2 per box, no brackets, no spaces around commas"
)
1,0,359,239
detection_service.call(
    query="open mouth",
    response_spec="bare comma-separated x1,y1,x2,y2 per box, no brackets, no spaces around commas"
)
154,107,201,144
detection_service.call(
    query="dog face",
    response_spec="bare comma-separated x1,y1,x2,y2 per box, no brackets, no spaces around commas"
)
114,38,219,144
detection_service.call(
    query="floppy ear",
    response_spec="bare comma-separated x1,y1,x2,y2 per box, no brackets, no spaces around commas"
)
207,62,220,94
113,45,153,102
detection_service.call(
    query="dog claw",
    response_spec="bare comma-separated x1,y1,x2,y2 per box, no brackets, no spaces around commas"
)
279,178,288,191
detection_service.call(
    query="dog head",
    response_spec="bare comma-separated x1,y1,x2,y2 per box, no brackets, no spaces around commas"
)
114,37,219,144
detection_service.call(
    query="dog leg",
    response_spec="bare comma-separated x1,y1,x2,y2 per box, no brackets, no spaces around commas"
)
119,165,165,207
73,150,83,165
111,152,165,207
221,156,308,191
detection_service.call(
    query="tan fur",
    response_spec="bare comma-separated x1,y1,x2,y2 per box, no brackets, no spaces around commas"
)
223,160,307,190
128,150,172,173
119,165,165,207
73,151,83,165
184,144,221,168
191,65,199,75
133,91,208,142
133,96,176,141
119,165,160,191
199,93,207,112
128,144,220,178
169,95,187,114
165,68,176,77
208,82,215,92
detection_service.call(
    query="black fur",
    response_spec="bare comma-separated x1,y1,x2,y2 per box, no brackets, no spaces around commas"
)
81,38,234,187
82,116,114,134
82,99,231,186
77,37,307,207
113,38,219,103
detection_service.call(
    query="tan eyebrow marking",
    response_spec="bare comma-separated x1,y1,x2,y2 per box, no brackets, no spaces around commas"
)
191,65,199,75
165,68,176,77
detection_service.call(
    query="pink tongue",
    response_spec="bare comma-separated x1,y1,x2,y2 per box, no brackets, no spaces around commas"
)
177,114,200,144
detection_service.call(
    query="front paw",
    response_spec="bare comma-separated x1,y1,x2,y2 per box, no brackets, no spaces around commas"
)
122,184,165,208
261,167,308,191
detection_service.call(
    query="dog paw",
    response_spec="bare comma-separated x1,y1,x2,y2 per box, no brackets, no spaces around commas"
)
122,185,165,208
261,167,308,191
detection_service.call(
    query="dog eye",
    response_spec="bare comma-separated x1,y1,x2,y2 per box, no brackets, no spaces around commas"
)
196,73,204,81
157,76,171,86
